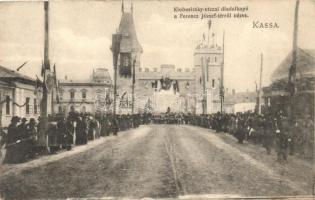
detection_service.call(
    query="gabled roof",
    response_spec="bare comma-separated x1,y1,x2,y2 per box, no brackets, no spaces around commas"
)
117,12,143,53
0,65,37,85
271,48,315,82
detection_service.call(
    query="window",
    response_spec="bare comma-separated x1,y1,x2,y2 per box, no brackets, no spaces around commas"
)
81,106,86,113
26,97,30,115
34,99,37,114
70,90,75,99
82,90,87,99
214,57,217,62
5,96,10,115
212,79,215,88
58,106,62,113
59,91,63,100
123,56,130,67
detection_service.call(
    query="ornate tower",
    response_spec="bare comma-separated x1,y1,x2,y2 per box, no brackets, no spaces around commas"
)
112,0,143,114
194,34,224,114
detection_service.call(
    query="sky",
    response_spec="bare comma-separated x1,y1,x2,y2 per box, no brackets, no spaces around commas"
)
0,0,314,92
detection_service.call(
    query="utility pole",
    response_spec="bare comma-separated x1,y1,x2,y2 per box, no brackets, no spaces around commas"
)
131,58,136,114
258,53,263,114
38,1,50,148
288,0,299,122
220,30,225,114
201,57,207,114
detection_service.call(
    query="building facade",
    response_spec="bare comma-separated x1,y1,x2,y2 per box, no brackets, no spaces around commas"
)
55,68,113,115
111,2,224,114
224,90,257,113
0,65,41,128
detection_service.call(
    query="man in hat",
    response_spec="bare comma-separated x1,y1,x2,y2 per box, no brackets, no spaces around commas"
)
26,118,38,159
3,116,21,163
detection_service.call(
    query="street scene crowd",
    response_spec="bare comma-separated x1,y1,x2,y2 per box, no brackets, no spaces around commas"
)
184,111,314,164
0,112,148,164
0,110,313,164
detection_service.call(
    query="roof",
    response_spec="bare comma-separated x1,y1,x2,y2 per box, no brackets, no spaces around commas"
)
0,80,15,88
60,68,113,87
137,72,194,80
271,48,315,82
59,79,112,87
224,91,257,104
91,68,112,84
117,12,143,53
0,65,37,85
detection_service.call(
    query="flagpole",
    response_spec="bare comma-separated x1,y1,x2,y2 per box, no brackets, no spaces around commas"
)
220,30,225,114
132,58,136,115
39,1,50,150
258,53,263,115
201,57,207,114
288,0,299,123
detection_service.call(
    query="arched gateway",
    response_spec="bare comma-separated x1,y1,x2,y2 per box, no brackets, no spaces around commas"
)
111,1,224,114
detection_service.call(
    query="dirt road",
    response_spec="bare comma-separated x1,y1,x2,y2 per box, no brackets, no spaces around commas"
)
0,125,312,199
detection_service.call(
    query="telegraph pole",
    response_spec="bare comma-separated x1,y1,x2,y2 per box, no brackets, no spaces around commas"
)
201,57,207,114
288,0,299,122
258,53,263,114
131,58,136,114
220,30,225,114
39,0,50,149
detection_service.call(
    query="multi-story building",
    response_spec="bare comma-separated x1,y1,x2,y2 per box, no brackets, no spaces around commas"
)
111,2,225,114
55,68,113,115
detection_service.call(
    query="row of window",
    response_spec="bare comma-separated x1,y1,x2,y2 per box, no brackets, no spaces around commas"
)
62,89,108,100
67,90,86,100
4,96,38,115
58,105,86,113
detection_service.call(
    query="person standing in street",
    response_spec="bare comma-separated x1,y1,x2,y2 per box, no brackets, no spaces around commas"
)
3,117,21,164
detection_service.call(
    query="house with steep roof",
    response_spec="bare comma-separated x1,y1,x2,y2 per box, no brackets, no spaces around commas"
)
263,48,315,117
0,65,42,127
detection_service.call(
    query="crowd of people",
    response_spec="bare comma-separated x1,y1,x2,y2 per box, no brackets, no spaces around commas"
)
0,112,150,164
183,111,314,163
0,110,313,164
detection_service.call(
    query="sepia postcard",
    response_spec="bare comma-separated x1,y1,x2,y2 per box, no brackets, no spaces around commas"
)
0,0,314,199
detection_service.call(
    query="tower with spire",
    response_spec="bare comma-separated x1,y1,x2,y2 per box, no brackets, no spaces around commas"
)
111,0,143,114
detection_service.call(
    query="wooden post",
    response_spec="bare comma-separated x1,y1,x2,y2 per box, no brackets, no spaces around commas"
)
258,53,263,114
132,58,136,115
220,30,225,114
39,1,50,149
288,0,299,122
